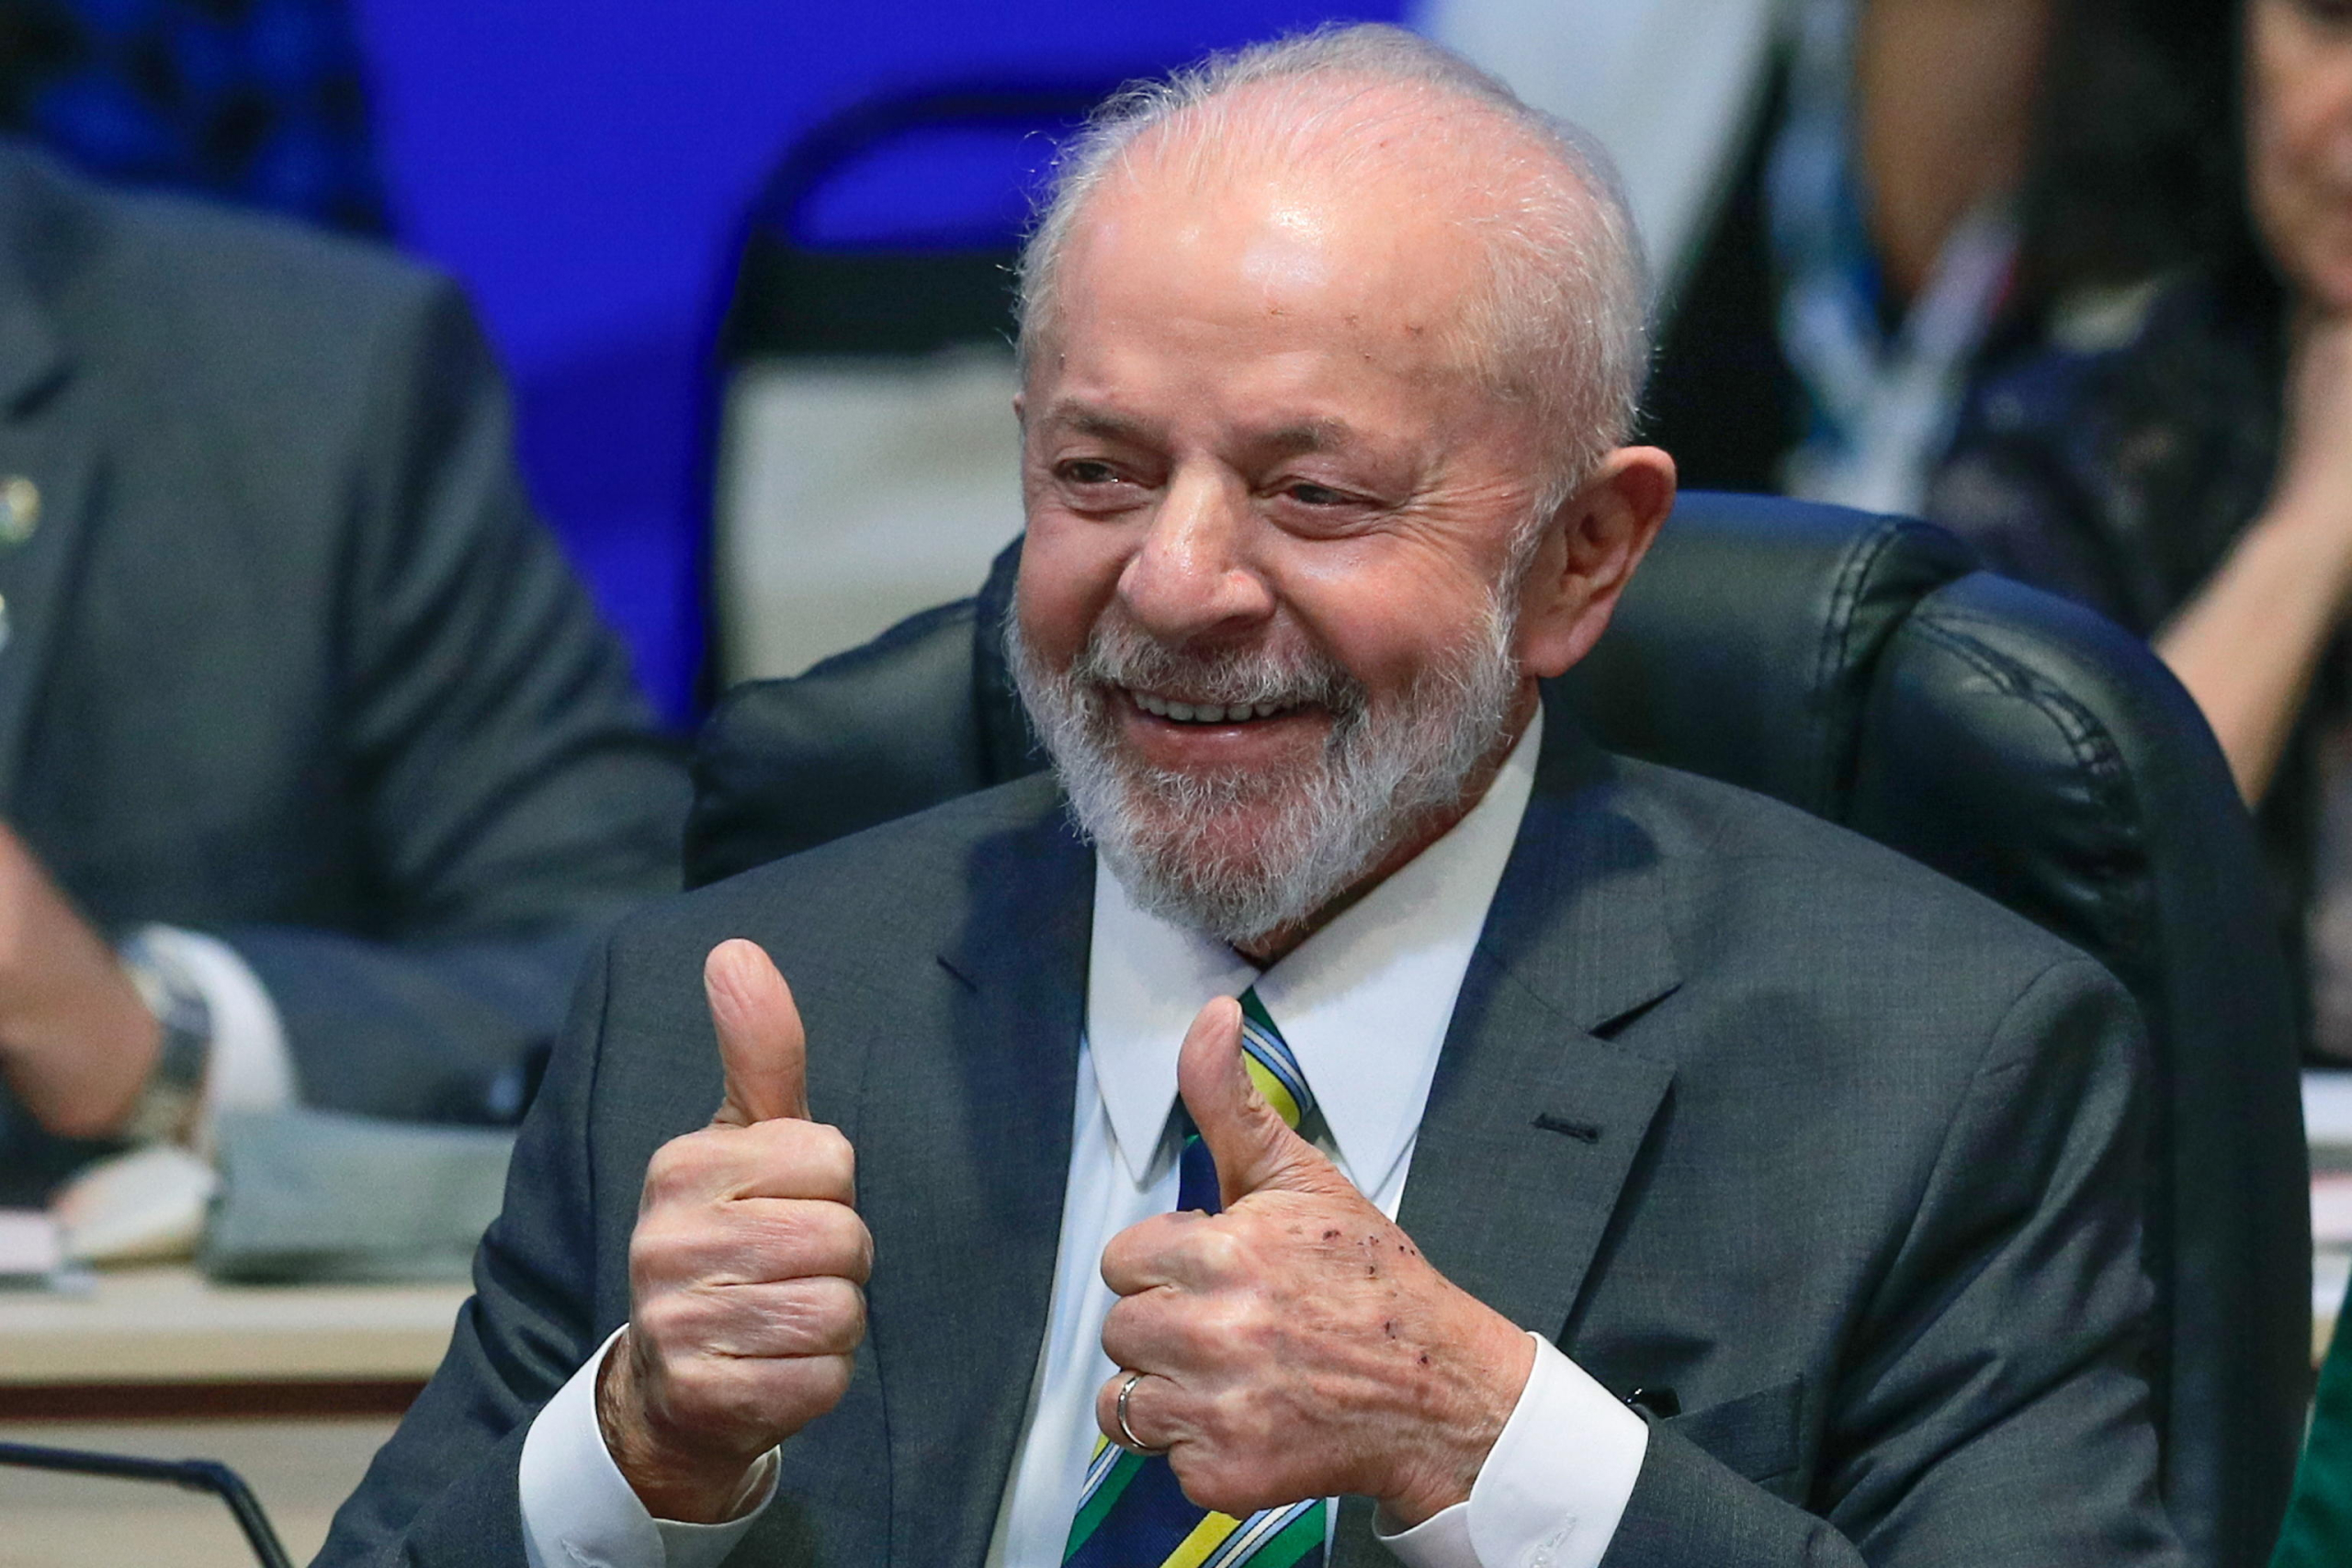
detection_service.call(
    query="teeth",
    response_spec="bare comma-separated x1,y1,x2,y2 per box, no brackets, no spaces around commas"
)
1131,692,1298,724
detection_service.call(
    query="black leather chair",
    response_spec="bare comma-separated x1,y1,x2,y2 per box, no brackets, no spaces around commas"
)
687,491,2309,1568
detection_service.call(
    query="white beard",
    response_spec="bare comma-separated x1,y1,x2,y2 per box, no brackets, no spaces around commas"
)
1007,596,1521,947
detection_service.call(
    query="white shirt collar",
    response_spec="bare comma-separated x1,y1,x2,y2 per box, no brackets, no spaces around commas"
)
1085,706,1544,1194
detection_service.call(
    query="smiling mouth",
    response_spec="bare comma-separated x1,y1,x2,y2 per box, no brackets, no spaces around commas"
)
1125,689,1308,725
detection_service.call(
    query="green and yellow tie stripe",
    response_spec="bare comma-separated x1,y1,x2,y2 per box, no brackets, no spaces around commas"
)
1062,988,1329,1568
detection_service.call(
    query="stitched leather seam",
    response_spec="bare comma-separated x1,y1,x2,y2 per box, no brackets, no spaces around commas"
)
1812,524,1889,808
1816,518,1951,813
1896,614,2155,965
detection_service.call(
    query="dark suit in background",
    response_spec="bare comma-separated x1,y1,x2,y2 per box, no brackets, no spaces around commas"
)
0,140,688,1193
322,719,2177,1566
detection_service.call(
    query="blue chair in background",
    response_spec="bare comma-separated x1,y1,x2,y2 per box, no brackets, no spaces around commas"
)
701,77,1146,699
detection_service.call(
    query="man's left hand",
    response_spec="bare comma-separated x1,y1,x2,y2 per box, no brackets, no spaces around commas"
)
0,820,161,1137
1095,997,1534,1526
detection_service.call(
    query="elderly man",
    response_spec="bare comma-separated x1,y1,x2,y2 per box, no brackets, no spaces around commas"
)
322,27,2179,1568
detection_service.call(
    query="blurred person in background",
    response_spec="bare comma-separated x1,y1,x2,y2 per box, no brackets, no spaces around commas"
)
1923,0,2352,1056
0,0,387,234
0,134,687,1211
1630,0,2211,516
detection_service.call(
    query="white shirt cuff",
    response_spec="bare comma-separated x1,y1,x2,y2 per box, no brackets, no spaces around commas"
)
1377,1333,1648,1568
519,1325,780,1568
133,925,297,1147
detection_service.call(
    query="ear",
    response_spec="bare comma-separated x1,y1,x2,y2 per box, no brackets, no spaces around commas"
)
1514,446,1676,680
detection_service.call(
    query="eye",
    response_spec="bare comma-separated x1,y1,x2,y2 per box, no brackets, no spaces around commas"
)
1057,459,1122,487
1262,475,1381,534
1048,457,1150,516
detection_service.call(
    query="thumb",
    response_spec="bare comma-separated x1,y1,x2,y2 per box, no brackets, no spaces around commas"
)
704,939,809,1125
1176,997,1350,1208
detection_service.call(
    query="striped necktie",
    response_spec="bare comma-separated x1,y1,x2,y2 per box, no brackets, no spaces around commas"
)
1063,989,1329,1568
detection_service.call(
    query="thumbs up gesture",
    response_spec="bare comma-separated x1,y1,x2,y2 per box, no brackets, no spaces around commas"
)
597,940,872,1523
1095,998,1534,1528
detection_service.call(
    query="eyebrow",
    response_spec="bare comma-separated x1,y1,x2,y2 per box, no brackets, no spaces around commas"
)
1038,403,1360,456
1255,419,1355,456
1037,402,1155,443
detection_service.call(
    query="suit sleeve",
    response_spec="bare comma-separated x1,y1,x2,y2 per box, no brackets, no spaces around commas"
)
219,278,688,1124
1599,958,2185,1567
313,936,617,1564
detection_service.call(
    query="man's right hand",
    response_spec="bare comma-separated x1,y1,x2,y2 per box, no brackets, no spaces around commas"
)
595,938,871,1523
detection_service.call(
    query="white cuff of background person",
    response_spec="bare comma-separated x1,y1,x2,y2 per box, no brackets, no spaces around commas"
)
133,924,299,1145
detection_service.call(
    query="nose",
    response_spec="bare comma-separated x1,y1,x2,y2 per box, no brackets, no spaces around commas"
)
1115,468,1276,643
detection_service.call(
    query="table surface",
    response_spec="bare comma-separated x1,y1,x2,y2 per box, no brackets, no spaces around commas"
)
0,1265,469,1385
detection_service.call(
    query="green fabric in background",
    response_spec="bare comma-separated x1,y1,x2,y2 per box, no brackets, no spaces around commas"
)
2275,1272,2352,1566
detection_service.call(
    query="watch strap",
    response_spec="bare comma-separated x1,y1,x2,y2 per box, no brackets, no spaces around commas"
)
117,931,215,1145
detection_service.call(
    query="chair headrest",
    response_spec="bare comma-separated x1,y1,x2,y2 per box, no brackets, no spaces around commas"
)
686,543,1035,887
1558,491,1975,818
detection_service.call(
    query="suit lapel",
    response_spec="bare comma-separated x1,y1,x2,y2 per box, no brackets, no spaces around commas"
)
858,795,1095,1565
854,731,1682,1562
1338,724,1679,1564
0,149,88,813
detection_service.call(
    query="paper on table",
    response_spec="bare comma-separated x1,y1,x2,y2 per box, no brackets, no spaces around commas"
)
0,1208,62,1280
51,1143,215,1264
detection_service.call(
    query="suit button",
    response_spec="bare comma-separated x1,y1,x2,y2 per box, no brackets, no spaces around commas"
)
1626,1385,1679,1418
0,476,35,545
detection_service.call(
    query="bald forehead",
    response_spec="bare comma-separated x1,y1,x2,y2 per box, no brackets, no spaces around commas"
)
1114,73,1559,231
1033,76,1561,371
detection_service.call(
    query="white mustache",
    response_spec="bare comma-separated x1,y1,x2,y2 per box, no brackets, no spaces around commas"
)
1066,617,1365,718
1006,591,1522,947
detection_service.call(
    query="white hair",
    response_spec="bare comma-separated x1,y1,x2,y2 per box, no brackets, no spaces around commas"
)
1015,22,1651,510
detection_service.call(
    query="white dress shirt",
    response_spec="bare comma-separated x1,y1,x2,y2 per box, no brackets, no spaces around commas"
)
517,709,1647,1568
138,925,300,1135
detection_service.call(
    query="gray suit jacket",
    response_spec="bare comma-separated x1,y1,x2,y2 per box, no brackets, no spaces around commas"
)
321,718,2181,1565
0,141,688,1194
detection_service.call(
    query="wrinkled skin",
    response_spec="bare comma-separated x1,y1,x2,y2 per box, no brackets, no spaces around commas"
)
596,941,872,1524
1091,998,1534,1525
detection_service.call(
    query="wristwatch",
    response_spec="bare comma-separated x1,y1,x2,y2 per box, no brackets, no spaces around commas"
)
115,931,215,1145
